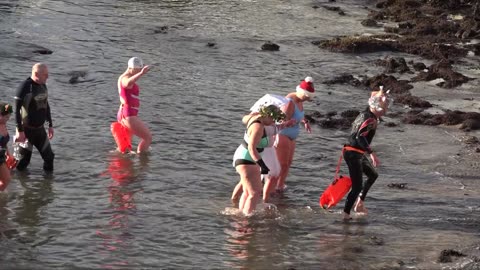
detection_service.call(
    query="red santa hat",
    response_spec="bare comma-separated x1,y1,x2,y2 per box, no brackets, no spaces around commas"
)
296,76,315,98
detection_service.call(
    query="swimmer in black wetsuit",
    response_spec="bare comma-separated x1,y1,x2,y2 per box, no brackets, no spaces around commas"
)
14,63,55,172
343,86,392,220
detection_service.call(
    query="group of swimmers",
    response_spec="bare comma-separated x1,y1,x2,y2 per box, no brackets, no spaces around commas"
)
230,77,392,220
0,58,392,221
0,58,153,192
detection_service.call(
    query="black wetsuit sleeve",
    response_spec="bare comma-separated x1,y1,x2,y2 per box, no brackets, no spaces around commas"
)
46,102,52,128
355,118,376,153
14,80,30,132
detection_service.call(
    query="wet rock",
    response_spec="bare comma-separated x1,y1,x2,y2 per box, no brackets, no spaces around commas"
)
460,119,480,131
384,122,397,127
317,35,399,54
340,109,360,119
338,11,346,16
362,74,413,95
304,114,316,124
318,118,352,130
322,74,362,87
369,236,385,245
438,249,466,263
387,183,407,189
153,26,168,34
326,0,479,62
394,93,432,108
67,70,88,84
322,6,341,12
411,61,471,88
398,22,414,29
412,62,427,71
402,110,480,130
32,48,53,55
375,57,411,74
326,111,337,118
403,111,440,125
261,41,280,51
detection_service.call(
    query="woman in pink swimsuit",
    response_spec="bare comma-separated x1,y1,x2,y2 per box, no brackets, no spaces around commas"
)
117,57,151,154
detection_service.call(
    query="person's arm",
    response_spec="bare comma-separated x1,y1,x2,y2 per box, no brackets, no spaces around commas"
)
247,123,263,162
121,66,150,89
301,118,312,133
46,101,54,139
46,101,53,128
14,80,28,133
247,123,269,174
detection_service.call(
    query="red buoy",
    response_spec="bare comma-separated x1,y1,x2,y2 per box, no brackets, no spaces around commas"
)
111,122,132,153
6,154,16,170
319,175,352,209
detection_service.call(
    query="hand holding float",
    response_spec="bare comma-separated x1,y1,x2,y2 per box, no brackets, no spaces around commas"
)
14,131,26,143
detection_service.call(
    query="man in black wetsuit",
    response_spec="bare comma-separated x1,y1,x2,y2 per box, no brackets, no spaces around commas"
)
14,63,55,172
343,86,392,220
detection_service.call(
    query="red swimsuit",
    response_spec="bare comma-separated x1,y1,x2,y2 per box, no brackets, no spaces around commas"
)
117,83,140,122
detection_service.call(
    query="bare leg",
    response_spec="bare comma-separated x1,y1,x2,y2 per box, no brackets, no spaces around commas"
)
276,135,295,191
231,181,243,203
263,175,278,202
0,164,11,191
236,165,262,216
121,116,152,153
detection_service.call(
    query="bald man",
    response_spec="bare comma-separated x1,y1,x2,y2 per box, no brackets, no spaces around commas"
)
14,63,55,172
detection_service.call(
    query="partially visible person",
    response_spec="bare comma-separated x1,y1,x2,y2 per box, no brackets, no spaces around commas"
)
14,63,55,172
232,105,287,216
0,103,13,191
342,86,392,220
117,57,152,154
275,77,315,192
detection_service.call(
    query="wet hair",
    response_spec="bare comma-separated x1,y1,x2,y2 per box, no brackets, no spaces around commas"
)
259,105,286,122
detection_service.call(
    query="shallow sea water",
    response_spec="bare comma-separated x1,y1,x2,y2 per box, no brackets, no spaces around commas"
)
0,0,479,269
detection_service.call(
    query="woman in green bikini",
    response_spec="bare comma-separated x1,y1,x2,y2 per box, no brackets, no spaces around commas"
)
232,105,287,216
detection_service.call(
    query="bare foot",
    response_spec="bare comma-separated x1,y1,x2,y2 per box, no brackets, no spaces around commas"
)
354,198,368,214
343,213,352,221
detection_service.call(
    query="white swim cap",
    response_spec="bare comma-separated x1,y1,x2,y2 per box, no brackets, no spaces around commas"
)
128,57,143,69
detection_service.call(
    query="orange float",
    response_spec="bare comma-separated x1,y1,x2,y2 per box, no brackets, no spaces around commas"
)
319,175,352,209
111,122,132,153
319,148,353,209
6,154,16,170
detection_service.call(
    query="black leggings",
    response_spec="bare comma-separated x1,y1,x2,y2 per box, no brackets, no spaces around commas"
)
16,127,55,171
343,150,378,214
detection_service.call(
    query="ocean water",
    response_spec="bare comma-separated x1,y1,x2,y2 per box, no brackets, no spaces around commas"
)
0,0,479,269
